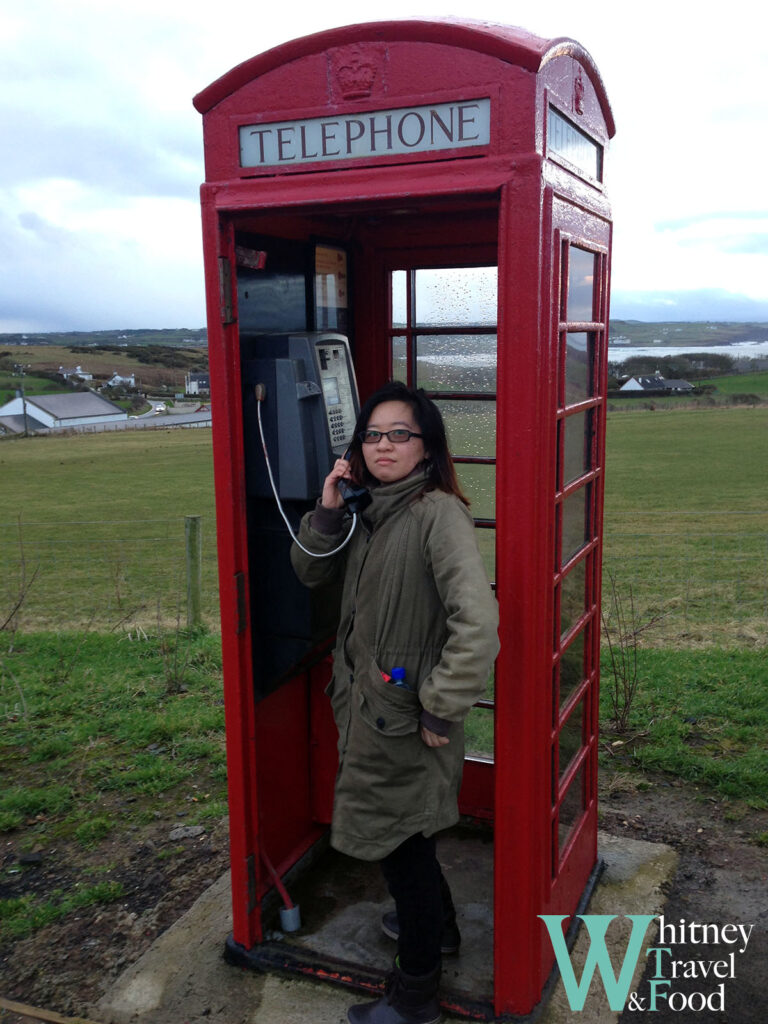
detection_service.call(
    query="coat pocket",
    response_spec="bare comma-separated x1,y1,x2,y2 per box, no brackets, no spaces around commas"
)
357,656,420,737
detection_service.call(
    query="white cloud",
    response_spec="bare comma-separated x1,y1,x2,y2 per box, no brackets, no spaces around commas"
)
1,0,767,329
0,185,203,331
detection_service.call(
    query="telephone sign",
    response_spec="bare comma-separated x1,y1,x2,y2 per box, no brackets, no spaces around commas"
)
240,97,491,168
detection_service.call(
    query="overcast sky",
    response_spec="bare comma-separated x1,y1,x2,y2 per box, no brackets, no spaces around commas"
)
2,0,766,332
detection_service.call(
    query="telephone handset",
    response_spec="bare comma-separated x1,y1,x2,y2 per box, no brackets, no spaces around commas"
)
336,451,372,514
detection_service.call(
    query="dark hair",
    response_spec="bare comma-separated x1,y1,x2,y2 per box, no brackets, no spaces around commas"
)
347,380,469,506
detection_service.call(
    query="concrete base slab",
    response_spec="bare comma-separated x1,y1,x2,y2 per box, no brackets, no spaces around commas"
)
537,834,678,1024
256,827,496,1010
94,831,676,1024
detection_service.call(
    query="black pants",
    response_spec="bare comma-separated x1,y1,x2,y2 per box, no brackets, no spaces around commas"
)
380,833,454,976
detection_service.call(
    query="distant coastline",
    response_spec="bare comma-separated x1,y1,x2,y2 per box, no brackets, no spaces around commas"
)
608,340,768,363
608,320,768,348
0,328,208,348
3,323,768,368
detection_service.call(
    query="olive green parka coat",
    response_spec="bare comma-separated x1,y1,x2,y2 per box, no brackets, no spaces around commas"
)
290,471,499,860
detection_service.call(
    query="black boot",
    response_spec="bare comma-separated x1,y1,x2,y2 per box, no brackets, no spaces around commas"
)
347,962,442,1024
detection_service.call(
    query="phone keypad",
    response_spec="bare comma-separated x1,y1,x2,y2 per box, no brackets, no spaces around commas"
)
328,408,347,446
316,341,357,452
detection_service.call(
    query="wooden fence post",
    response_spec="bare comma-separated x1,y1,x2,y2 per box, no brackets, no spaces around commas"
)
185,515,203,629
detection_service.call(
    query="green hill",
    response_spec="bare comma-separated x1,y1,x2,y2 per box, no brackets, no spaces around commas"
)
609,320,768,347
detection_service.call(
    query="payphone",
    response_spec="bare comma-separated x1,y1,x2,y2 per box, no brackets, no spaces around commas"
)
232,230,362,690
241,330,362,692
242,331,359,502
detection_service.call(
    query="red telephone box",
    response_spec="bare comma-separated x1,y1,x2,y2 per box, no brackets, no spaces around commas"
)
195,18,615,1019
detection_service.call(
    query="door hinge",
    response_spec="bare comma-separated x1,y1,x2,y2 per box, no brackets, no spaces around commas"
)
234,572,247,635
218,257,235,324
246,853,257,915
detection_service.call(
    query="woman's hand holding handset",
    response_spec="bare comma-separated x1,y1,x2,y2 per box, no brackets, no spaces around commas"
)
321,458,355,510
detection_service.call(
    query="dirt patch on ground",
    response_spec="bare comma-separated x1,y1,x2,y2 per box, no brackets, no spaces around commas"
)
0,815,229,1020
1,775,767,1023
599,774,768,1023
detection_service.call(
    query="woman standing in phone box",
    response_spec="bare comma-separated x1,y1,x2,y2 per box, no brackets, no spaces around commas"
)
291,381,499,1024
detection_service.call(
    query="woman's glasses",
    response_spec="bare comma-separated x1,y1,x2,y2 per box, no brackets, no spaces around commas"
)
358,429,424,444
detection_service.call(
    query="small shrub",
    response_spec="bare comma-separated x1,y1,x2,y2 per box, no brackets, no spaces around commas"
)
0,881,124,940
0,786,73,831
28,736,73,762
192,798,229,823
75,816,113,848
601,574,663,733
0,810,22,831
729,393,761,405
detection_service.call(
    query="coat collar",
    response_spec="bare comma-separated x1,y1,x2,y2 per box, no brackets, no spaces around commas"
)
363,469,429,529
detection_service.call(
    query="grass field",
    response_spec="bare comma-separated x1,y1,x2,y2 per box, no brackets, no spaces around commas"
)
599,646,768,807
1,403,767,929
1,430,218,629
2,405,766,635
602,406,768,642
708,370,768,396
463,645,768,806
604,406,767,519
0,630,227,941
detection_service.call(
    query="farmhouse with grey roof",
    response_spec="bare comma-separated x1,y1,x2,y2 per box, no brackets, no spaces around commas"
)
619,375,694,393
0,392,127,435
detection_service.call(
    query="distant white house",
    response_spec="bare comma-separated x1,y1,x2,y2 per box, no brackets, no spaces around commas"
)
185,372,210,396
0,392,128,434
620,375,694,394
105,371,136,388
57,364,94,381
